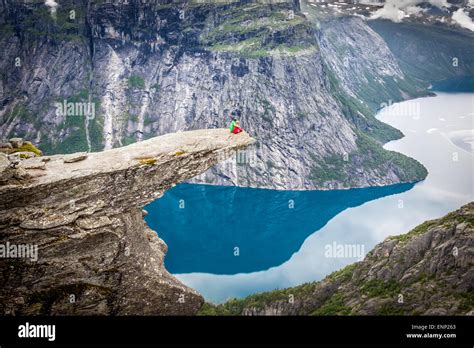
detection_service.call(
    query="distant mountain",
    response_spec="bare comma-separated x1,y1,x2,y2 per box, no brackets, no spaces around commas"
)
1,0,472,189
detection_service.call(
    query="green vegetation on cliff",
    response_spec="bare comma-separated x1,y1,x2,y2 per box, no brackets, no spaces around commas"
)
12,142,42,156
309,131,427,187
201,3,318,57
198,203,474,316
128,75,146,90
307,61,428,188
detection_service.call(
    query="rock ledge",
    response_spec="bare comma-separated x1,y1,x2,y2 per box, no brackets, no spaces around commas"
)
0,129,254,315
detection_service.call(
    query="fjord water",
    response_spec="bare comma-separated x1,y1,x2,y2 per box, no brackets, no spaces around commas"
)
145,89,473,303
146,182,414,274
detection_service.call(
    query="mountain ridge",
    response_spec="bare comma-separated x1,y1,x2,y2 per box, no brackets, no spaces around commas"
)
199,202,474,316
0,0,449,189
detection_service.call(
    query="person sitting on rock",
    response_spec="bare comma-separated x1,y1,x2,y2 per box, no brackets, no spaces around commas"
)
230,118,243,134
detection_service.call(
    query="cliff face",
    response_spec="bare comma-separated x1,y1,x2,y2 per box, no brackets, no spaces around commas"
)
201,202,474,316
0,0,436,190
368,20,474,83
0,129,255,315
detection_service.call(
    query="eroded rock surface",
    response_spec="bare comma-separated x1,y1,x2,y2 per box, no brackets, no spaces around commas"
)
0,129,254,315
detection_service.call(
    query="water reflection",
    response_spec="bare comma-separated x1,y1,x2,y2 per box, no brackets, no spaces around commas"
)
146,91,473,303
145,182,414,274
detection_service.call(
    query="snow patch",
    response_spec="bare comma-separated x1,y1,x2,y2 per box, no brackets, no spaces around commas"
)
452,9,474,31
369,0,449,23
44,0,58,17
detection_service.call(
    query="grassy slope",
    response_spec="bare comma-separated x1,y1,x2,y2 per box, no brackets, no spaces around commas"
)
199,202,474,315
200,3,319,58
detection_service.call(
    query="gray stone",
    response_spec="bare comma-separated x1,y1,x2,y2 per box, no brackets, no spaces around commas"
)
9,151,37,160
0,129,254,315
9,138,24,148
0,153,9,173
0,142,12,149
63,152,88,163
20,157,46,170
75,216,114,230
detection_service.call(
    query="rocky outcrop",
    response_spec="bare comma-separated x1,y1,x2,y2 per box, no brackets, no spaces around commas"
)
0,137,44,185
201,202,474,316
0,129,255,315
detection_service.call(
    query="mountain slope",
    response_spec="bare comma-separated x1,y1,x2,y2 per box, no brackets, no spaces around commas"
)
369,20,474,83
0,0,434,189
200,202,474,315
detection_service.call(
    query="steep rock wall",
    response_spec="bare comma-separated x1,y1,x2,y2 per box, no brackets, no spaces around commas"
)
0,0,430,189
0,129,255,315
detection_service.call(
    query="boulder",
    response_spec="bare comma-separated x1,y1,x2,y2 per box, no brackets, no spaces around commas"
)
9,137,24,148
0,142,13,149
0,165,31,185
21,157,46,170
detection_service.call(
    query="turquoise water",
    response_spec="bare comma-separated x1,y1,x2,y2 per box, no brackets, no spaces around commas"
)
144,88,473,303
430,76,474,92
145,182,414,274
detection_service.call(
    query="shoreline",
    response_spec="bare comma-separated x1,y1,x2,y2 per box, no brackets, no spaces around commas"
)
174,91,474,304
